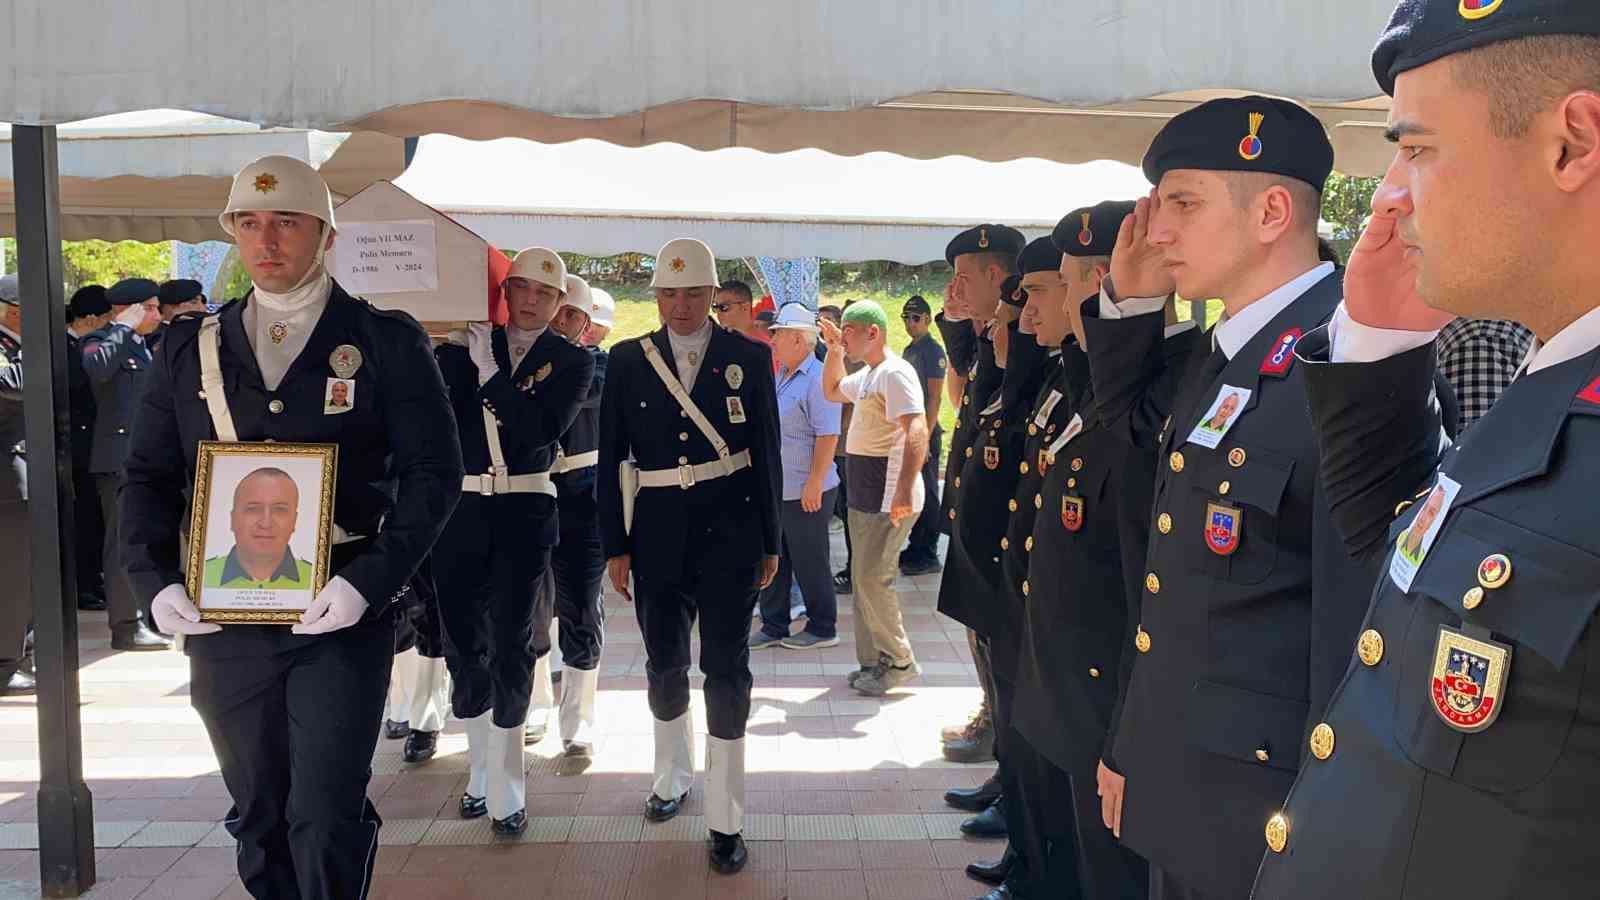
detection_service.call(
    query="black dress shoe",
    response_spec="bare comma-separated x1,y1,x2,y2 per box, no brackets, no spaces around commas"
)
402,730,437,763
832,571,853,594
708,830,748,874
644,791,687,823
899,557,943,576
945,775,1002,812
77,593,107,612
384,719,411,740
110,623,173,652
1,670,35,697
459,793,487,819
976,884,1017,900
961,802,1007,838
965,845,1016,885
491,810,527,836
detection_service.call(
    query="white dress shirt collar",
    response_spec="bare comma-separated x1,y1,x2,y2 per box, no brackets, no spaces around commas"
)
1213,262,1335,359
1522,305,1600,376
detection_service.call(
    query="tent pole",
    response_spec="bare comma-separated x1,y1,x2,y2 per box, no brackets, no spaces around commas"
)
14,123,96,898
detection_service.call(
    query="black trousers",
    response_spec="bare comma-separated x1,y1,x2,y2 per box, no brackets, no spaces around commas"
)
190,614,391,900
985,644,1031,888
757,490,838,640
95,473,142,633
550,520,605,671
72,467,104,601
433,495,554,727
834,460,852,571
0,500,30,674
635,564,758,739
903,427,943,562
1011,735,1147,900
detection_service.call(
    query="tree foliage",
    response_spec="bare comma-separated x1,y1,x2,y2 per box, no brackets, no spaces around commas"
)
1320,172,1380,263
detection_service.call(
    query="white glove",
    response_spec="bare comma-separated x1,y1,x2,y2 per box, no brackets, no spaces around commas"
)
291,575,369,635
114,303,149,330
466,322,499,385
150,583,221,636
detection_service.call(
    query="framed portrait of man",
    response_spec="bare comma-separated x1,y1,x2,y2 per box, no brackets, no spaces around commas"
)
185,441,338,624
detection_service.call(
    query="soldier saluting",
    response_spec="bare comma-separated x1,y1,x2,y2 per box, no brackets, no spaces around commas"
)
598,238,781,875
120,155,463,899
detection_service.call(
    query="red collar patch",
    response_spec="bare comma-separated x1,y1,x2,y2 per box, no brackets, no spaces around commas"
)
1259,328,1303,377
1577,376,1600,405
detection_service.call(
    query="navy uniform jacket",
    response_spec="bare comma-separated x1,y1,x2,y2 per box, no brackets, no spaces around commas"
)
1081,271,1391,899
938,324,1050,650
936,314,1002,532
0,329,23,504
553,345,606,533
597,326,781,581
120,283,464,658
80,321,154,475
1252,332,1600,899
435,327,593,548
65,331,98,473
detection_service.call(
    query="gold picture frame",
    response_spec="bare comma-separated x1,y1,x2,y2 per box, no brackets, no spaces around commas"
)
185,441,339,625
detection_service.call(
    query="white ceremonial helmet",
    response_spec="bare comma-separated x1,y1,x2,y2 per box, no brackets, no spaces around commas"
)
219,155,336,238
506,247,568,292
650,238,720,289
559,274,594,316
589,287,615,329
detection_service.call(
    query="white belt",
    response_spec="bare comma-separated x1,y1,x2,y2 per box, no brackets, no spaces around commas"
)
461,469,557,496
551,450,599,474
636,450,752,490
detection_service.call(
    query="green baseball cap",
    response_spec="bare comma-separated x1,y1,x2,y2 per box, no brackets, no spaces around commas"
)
840,299,888,332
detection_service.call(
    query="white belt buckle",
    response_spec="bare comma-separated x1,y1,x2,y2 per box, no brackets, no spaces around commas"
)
677,464,697,490
478,473,495,495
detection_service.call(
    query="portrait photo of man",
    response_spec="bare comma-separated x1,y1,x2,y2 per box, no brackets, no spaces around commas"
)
324,378,354,414
1203,391,1242,433
1398,485,1447,566
203,466,314,590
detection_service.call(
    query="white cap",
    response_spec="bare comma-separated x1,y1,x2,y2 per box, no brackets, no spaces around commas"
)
219,155,336,238
589,287,615,329
559,274,594,317
650,238,719,289
506,247,568,292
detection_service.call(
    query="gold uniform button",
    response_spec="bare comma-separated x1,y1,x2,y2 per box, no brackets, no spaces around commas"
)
1019,461,1029,475
1309,723,1335,761
1067,478,1077,488
1034,494,1043,510
1145,573,1160,594
1135,629,1151,653
1219,480,1232,496
1071,457,1083,471
1462,586,1485,610
268,399,284,414
1170,451,1185,473
1357,629,1384,666
1088,667,1101,678
1000,537,1010,551
1008,499,1018,513
1029,424,1039,436
966,447,974,459
1024,536,1033,552
1265,814,1288,853
679,432,689,441
1157,513,1173,534
1022,580,1031,596
1228,447,1247,468
955,477,962,489
1255,747,1271,763
949,509,957,521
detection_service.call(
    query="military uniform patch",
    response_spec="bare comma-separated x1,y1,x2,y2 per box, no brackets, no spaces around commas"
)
983,445,1000,471
1037,449,1050,476
1259,328,1303,377
1239,112,1266,161
1459,0,1503,20
1430,626,1512,733
1061,495,1084,532
1205,501,1242,555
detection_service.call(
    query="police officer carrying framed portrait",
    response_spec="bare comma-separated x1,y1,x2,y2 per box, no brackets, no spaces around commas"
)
119,154,463,900
598,237,782,875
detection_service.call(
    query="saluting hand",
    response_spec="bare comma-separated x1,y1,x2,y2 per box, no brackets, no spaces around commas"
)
608,555,634,603
817,316,843,350
942,277,969,323
1343,213,1456,333
1109,190,1176,300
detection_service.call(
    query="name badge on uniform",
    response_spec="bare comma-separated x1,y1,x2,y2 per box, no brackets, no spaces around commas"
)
1390,474,1462,593
1430,625,1512,733
324,378,355,415
726,396,747,423
1187,385,1252,450
1033,390,1063,428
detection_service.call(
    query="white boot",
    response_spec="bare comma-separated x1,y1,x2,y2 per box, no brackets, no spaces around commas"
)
526,654,554,744
407,654,450,733
463,710,491,803
559,667,599,754
486,720,527,821
652,711,695,802
705,735,746,836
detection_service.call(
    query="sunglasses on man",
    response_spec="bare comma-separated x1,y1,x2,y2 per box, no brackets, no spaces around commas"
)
712,299,752,313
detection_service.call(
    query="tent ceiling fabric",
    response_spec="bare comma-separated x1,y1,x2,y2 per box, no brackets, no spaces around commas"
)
0,112,404,242
3,2,1399,174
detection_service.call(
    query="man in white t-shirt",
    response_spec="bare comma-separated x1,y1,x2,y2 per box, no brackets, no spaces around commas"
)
819,300,929,696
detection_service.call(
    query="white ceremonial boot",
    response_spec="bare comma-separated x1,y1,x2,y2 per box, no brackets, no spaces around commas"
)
558,666,599,756
459,710,491,819
525,654,554,744
645,711,695,822
486,719,528,833
704,735,746,838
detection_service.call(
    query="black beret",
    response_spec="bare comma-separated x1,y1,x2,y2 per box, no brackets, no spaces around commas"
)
999,274,1027,309
945,224,1026,265
68,285,111,318
158,279,204,306
1016,236,1064,276
107,278,159,306
1373,0,1600,96
1052,200,1137,257
1143,96,1334,191
902,295,932,316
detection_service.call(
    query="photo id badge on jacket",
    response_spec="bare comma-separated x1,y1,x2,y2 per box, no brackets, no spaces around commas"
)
1390,474,1461,593
324,378,355,415
726,396,747,423
1186,385,1252,450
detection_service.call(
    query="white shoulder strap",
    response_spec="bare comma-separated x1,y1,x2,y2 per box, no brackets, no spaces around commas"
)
641,339,730,459
481,406,509,475
197,316,239,443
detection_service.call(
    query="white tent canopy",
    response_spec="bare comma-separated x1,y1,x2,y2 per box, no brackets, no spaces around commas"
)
3,2,1398,175
0,110,403,242
395,136,1153,263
